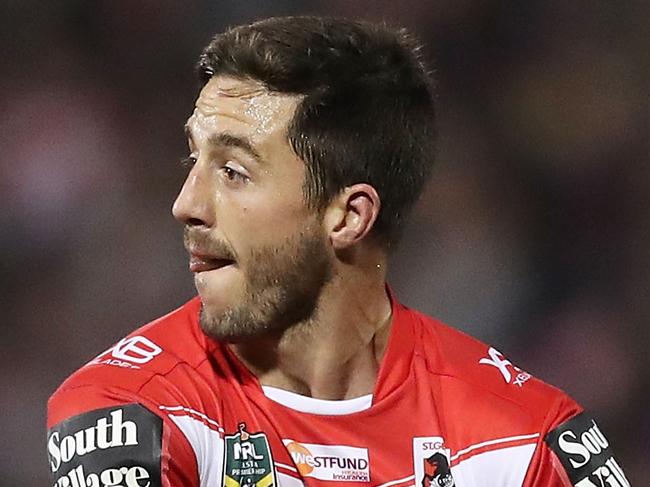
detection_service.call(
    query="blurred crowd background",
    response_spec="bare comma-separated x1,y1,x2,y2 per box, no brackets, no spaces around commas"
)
1,1,647,484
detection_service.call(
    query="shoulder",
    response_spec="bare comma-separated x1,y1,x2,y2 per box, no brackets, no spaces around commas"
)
408,307,582,434
47,298,211,486
49,297,209,425
393,304,632,486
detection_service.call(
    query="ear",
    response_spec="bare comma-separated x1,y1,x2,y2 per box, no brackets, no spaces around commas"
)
324,184,381,250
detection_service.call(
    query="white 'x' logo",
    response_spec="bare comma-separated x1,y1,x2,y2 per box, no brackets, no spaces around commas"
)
479,347,514,383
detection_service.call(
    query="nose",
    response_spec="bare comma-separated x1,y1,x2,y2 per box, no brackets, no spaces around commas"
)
172,163,215,228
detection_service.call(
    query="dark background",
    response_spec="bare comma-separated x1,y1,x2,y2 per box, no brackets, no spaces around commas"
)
1,1,647,484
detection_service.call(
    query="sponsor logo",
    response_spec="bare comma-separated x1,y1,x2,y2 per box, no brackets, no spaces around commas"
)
90,336,162,369
283,440,370,482
47,404,162,487
479,347,531,387
223,423,276,487
546,413,630,487
48,409,137,473
53,464,150,487
413,437,455,487
558,421,609,469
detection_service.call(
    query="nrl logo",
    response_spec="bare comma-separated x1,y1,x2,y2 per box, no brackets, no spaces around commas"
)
223,423,276,487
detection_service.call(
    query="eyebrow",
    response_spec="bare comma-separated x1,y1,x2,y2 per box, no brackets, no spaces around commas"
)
184,125,264,164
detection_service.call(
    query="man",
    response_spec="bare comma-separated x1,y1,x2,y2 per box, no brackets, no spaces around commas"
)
47,16,630,487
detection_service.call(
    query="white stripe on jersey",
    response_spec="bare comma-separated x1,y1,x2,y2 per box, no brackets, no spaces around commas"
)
450,432,540,462
377,438,538,487
375,474,415,487
168,414,224,487
164,405,537,487
451,443,537,487
159,404,225,433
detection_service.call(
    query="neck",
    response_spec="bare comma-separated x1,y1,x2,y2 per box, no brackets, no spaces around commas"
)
229,255,392,401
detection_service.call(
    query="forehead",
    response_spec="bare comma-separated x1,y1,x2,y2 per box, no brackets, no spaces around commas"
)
189,76,301,141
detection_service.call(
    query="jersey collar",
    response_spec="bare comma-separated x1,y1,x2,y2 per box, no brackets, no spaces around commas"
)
196,283,416,410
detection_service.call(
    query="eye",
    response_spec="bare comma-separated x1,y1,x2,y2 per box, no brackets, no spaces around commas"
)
222,163,250,184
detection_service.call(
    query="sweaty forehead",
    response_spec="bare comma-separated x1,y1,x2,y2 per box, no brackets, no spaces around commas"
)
191,76,301,138
197,76,267,103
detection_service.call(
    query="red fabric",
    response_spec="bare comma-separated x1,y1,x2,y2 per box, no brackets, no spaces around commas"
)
49,293,590,486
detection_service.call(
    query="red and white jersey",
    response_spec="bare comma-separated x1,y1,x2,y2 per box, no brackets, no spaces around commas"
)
47,294,630,487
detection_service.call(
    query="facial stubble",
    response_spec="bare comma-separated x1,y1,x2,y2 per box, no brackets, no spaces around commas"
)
199,225,333,342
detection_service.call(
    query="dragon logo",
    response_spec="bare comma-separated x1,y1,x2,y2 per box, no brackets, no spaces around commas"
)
421,452,455,487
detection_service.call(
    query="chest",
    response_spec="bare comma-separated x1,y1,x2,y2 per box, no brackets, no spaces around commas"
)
217,380,447,487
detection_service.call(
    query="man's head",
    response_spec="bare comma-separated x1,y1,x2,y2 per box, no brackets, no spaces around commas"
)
173,16,436,342
198,16,436,246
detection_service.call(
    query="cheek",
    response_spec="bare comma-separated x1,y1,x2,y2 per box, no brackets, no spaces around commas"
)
221,192,310,247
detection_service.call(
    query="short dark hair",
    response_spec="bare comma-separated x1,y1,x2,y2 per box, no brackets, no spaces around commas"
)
198,16,436,247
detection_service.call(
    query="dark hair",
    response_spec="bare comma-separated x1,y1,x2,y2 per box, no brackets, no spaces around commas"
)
198,16,436,247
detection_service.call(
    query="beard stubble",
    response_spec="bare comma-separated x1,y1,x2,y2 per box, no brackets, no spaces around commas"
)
199,224,333,342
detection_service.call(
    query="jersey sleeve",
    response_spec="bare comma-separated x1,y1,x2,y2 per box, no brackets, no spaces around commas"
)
522,407,631,487
47,384,200,487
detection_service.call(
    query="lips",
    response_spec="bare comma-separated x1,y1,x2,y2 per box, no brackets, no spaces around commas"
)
188,254,236,273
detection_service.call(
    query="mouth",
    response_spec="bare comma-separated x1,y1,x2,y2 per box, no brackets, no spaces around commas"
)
189,254,237,273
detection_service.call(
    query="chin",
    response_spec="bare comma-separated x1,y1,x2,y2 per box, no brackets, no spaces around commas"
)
196,290,240,326
198,303,263,343
194,267,243,309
